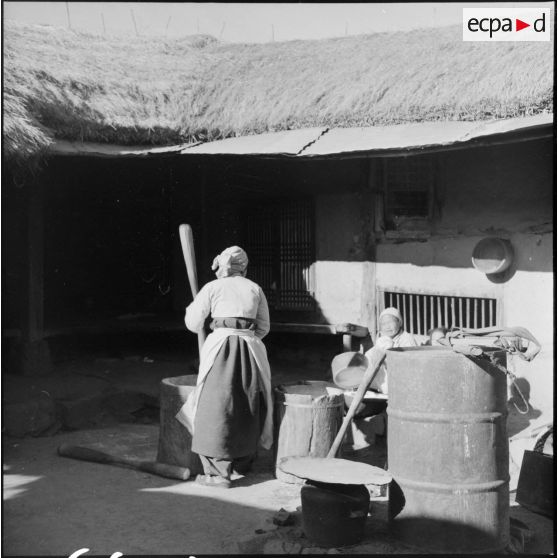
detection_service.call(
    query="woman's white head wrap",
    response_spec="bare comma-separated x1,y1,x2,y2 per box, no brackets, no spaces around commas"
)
211,246,249,278
379,307,403,324
378,307,403,339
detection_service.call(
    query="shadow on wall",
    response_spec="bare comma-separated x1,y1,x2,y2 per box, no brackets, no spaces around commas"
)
507,377,541,438
375,234,553,274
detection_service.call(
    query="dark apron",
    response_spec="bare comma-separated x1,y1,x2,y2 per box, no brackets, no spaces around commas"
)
191,318,266,459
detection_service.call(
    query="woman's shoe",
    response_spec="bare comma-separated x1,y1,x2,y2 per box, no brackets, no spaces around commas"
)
233,463,252,475
233,455,255,475
195,474,232,489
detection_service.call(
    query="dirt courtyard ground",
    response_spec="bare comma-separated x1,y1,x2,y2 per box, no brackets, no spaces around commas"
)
2,333,555,555
4,423,302,555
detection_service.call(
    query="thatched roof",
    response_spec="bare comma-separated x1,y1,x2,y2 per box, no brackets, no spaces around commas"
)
3,20,554,164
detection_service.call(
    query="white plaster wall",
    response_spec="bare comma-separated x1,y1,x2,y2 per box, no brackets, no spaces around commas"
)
313,191,373,325
502,270,554,419
375,234,554,421
312,141,554,423
312,261,366,324
375,260,503,298
501,234,553,419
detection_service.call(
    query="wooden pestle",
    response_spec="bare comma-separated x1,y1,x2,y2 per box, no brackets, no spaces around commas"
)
326,347,386,459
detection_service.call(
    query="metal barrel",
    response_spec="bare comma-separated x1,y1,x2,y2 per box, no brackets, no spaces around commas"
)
387,347,510,553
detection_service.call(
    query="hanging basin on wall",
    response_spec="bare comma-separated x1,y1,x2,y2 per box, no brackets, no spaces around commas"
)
472,238,514,275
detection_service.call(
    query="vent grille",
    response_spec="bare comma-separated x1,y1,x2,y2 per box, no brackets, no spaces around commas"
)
380,291,498,336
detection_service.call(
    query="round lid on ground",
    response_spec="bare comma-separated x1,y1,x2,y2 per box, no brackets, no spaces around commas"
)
278,456,391,485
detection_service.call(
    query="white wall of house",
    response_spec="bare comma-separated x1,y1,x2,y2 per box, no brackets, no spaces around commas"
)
313,137,553,423
313,191,371,324
374,234,553,419
373,139,553,422
312,261,366,322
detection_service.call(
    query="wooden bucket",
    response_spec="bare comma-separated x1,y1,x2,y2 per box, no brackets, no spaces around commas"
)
273,381,344,484
156,375,203,475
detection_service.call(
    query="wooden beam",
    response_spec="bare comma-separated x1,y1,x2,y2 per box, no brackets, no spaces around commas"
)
13,178,52,375
374,160,385,236
363,160,379,340
199,163,209,283
270,322,368,338
24,180,44,343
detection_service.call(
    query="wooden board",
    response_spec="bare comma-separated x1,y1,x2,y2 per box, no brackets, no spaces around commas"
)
270,322,369,338
278,456,392,486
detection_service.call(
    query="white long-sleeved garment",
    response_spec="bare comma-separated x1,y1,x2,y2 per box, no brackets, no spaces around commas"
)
185,275,270,338
366,330,419,393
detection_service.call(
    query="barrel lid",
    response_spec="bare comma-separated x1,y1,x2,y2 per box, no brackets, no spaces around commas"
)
276,381,338,396
278,456,391,485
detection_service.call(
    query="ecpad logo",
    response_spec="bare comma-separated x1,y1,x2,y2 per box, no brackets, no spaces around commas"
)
463,8,550,41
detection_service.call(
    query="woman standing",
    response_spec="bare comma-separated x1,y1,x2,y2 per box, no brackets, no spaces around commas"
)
177,246,273,488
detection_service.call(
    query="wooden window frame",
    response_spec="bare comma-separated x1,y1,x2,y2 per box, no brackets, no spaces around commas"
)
242,197,316,313
376,154,438,241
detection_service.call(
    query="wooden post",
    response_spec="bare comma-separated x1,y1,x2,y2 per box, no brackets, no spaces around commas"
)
360,159,378,346
327,348,386,458
17,179,51,375
131,9,139,36
373,159,385,237
199,163,209,284
26,182,44,344
65,2,72,29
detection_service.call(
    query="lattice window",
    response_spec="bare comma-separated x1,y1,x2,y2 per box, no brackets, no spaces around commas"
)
383,155,434,231
245,204,277,306
379,291,499,336
278,201,315,310
243,199,315,311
